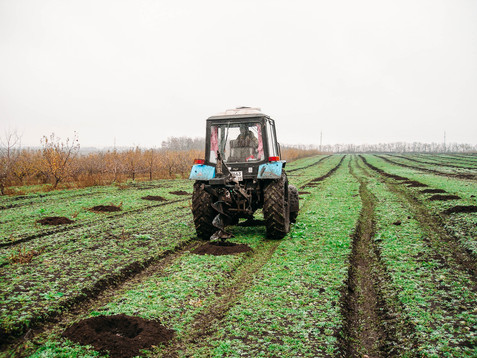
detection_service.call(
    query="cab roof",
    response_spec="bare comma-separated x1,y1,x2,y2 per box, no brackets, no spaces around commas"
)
207,107,270,120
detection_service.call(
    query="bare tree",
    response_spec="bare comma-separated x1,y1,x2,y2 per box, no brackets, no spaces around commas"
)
41,132,80,188
0,130,21,195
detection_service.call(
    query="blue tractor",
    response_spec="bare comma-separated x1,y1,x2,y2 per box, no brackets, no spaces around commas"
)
189,107,299,240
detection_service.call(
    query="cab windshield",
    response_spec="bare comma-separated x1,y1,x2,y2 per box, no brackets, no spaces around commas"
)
209,123,264,163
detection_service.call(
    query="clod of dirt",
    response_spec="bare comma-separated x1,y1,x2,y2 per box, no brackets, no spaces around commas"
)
36,216,74,225
392,220,402,226
192,242,252,256
169,190,190,196
62,314,174,358
90,205,122,212
442,205,477,215
141,195,166,201
421,189,447,194
429,194,461,201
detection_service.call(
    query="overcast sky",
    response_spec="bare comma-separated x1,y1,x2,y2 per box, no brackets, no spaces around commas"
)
1,0,476,148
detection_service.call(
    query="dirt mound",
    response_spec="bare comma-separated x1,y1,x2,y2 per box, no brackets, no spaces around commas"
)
442,205,477,214
169,190,190,196
90,205,122,212
141,195,166,201
62,314,174,358
429,195,461,201
404,180,428,187
192,242,252,256
36,217,74,225
421,189,447,194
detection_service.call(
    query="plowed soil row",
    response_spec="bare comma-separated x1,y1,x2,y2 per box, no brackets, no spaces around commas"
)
361,157,477,280
393,154,477,170
287,155,331,173
1,197,189,248
377,155,477,180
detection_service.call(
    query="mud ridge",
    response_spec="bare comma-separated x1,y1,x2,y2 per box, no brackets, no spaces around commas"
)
443,205,477,214
376,155,477,181
393,154,477,170
428,194,461,201
300,155,346,189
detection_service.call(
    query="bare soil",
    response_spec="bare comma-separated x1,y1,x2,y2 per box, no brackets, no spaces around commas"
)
443,205,477,214
169,190,190,196
421,189,447,194
90,205,122,212
62,314,174,358
36,217,74,225
192,242,252,256
141,195,166,201
428,194,461,201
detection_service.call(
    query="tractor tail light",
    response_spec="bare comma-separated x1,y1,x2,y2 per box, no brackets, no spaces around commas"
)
194,159,205,165
268,156,280,162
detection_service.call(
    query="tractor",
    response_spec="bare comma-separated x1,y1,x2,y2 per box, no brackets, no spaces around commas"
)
189,107,299,240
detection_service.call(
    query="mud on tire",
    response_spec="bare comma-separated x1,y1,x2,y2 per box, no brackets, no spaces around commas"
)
192,181,216,240
263,175,290,239
289,185,299,223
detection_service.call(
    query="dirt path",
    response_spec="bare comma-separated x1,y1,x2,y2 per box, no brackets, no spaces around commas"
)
339,158,392,357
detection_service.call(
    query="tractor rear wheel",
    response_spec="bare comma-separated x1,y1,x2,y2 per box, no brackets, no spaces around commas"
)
191,181,216,240
289,185,299,223
263,175,290,239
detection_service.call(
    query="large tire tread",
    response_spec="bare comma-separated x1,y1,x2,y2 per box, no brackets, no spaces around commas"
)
191,182,216,240
289,185,299,223
263,175,290,239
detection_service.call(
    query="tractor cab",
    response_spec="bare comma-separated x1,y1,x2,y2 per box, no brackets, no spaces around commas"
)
204,107,282,180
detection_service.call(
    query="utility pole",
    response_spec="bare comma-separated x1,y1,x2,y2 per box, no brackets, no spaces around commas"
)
443,131,446,153
320,131,323,152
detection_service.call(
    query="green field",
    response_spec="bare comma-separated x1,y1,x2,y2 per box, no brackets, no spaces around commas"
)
1,154,476,357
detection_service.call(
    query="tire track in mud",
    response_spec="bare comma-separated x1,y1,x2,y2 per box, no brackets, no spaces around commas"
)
376,155,477,181
0,197,190,248
299,155,345,189
339,158,401,358
161,240,283,357
361,156,477,282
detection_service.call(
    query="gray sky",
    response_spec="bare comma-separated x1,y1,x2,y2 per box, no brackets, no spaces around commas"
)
1,0,476,148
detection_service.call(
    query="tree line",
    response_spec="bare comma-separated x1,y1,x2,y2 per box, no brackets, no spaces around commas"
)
322,142,477,154
0,133,320,195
